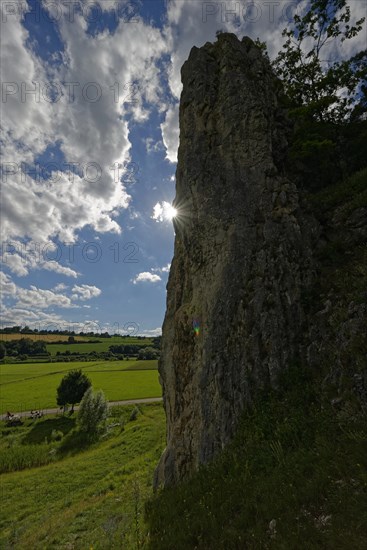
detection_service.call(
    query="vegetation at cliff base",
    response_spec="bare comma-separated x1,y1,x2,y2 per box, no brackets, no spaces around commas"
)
146,367,367,549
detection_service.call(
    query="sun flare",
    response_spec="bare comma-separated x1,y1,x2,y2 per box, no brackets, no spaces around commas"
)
165,204,178,221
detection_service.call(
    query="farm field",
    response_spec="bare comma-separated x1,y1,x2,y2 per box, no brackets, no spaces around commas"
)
46,337,153,356
0,403,165,548
0,333,153,352
0,360,160,413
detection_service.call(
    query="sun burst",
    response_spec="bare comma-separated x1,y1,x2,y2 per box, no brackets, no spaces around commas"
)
164,204,178,221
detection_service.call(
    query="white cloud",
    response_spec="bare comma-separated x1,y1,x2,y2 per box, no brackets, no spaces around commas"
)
53,283,68,292
42,262,79,278
132,272,162,284
0,241,79,278
160,103,180,162
71,284,102,301
138,327,162,337
0,274,102,333
0,272,17,297
152,201,176,223
1,2,168,273
144,137,164,154
12,285,75,310
152,263,171,273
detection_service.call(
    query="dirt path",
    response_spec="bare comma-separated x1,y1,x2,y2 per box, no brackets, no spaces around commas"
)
0,397,163,420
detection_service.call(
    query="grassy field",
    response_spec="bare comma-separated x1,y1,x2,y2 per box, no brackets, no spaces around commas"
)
46,337,153,356
0,333,154,355
0,403,165,549
0,360,160,412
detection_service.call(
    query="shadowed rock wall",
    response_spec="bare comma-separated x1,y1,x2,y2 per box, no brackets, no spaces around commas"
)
154,34,315,488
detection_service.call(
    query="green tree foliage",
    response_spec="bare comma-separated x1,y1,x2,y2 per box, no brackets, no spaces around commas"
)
3,338,48,358
152,336,161,349
274,0,366,122
109,344,141,356
273,0,367,189
0,342,6,360
77,387,108,435
56,369,91,412
137,347,159,360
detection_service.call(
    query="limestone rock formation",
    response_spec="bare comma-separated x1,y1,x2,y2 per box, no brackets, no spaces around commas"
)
154,34,316,488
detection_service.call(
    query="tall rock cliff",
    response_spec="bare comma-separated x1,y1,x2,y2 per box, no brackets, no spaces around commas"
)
154,34,316,488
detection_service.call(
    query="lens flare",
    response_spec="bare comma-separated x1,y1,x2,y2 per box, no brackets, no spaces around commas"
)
165,204,178,221
193,318,200,336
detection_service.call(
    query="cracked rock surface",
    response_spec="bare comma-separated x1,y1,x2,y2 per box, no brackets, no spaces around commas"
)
154,34,316,488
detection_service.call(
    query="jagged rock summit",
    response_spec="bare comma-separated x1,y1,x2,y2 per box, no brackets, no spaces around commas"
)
154,34,314,488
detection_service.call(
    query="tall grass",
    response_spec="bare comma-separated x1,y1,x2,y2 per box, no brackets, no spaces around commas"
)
0,404,165,549
0,442,57,473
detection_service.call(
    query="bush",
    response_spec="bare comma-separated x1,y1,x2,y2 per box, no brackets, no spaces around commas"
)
129,406,140,422
50,429,63,442
77,387,108,436
137,347,159,360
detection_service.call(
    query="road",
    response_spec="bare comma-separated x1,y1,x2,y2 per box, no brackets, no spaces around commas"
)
0,397,163,420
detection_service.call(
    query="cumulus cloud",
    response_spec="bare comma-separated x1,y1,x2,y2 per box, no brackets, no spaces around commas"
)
152,263,171,273
160,103,180,162
15,286,75,310
0,305,69,329
53,283,68,292
132,272,162,284
138,327,162,337
71,284,102,301
152,201,176,223
0,273,101,331
0,241,79,278
1,1,168,257
0,272,17,297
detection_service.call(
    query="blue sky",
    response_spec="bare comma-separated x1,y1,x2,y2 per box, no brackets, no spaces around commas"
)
1,0,365,336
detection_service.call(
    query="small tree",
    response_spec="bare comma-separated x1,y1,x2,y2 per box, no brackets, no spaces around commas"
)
272,0,367,188
68,335,76,344
56,369,91,412
273,0,366,122
77,387,108,436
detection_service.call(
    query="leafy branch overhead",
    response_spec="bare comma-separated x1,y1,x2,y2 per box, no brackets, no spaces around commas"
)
273,0,366,122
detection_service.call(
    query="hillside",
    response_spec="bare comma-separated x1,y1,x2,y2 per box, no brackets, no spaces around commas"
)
0,404,165,548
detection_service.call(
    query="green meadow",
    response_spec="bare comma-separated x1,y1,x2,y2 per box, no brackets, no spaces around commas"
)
46,336,154,356
0,403,165,549
0,360,160,412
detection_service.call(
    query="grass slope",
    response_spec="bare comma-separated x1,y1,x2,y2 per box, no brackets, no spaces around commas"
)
146,368,367,549
0,360,160,412
0,403,165,549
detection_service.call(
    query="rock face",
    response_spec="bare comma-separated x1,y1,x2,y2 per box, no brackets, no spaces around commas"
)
154,34,315,488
